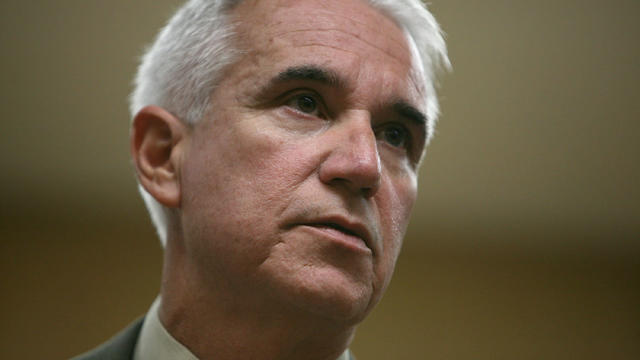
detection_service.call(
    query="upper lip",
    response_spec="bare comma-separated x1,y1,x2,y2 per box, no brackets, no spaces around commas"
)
298,215,374,252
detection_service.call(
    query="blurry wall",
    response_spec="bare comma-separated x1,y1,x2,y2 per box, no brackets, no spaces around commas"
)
1,0,638,359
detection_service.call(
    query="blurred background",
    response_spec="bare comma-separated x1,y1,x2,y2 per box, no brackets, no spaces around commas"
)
1,0,638,359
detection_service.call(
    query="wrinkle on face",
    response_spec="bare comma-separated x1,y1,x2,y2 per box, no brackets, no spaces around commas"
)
268,27,411,67
233,0,413,70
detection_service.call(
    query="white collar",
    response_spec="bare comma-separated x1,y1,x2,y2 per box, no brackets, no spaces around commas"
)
133,297,352,360
133,297,198,360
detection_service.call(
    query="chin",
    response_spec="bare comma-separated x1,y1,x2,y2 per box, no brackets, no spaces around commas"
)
279,265,379,325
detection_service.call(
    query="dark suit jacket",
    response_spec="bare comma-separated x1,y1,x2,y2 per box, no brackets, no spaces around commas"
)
71,318,144,360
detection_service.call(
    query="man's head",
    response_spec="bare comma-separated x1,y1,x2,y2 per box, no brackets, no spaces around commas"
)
131,0,448,246
130,0,448,336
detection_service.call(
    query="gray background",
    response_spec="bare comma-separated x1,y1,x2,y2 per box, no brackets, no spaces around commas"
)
1,0,638,359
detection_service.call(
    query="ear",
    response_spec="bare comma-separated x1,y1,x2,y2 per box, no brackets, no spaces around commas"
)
131,105,189,208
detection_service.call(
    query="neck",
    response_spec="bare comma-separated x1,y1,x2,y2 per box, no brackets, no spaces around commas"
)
158,239,356,360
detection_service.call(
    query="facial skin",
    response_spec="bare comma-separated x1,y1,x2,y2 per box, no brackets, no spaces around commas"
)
182,0,425,320
134,0,428,357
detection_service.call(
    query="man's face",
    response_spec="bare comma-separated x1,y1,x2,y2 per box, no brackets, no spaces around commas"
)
178,0,427,323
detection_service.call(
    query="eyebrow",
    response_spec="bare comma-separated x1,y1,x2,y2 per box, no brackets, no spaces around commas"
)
274,65,344,88
393,101,427,126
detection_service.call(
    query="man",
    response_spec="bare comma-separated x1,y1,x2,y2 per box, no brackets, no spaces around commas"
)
74,0,448,359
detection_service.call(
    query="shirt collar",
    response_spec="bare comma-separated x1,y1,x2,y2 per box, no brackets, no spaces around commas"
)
133,297,198,360
133,296,353,360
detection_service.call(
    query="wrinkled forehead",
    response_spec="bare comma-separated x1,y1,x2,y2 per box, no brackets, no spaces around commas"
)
230,0,427,102
236,0,407,54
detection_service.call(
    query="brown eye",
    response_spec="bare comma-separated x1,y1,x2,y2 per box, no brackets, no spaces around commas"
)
286,93,320,116
379,124,409,149
296,95,317,113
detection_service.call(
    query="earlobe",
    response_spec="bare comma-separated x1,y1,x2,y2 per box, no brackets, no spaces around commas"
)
131,105,188,208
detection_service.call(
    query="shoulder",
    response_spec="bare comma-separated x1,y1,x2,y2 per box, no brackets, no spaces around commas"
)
70,317,144,360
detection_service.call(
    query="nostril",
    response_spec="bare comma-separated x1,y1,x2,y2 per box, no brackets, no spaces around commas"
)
369,179,381,197
361,187,373,198
360,177,380,198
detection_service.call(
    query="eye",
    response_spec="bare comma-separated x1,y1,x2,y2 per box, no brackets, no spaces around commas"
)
285,93,321,117
377,123,410,150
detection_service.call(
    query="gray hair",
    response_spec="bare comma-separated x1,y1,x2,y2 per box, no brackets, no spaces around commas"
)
130,0,450,246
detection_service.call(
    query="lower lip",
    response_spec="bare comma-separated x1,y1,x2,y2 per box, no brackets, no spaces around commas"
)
298,225,371,254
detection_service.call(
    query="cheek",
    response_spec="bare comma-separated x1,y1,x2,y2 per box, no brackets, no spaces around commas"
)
182,117,318,232
368,173,417,308
392,175,418,238
377,172,417,265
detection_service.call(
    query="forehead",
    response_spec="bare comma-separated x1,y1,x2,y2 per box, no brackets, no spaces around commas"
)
229,0,425,106
235,0,408,57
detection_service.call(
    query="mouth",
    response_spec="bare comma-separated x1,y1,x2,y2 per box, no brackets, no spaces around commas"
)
297,217,373,253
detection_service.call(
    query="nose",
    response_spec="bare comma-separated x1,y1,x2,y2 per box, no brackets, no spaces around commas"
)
318,113,381,198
